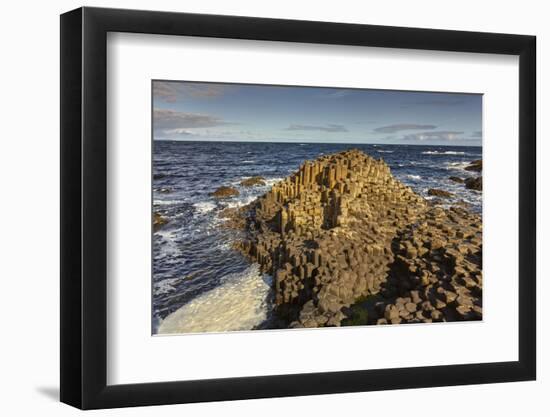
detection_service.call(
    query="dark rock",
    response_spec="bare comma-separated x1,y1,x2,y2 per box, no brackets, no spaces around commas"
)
428,188,453,198
240,176,266,187
465,176,482,191
449,176,464,183
454,200,471,209
219,206,248,230
210,186,239,198
465,159,482,172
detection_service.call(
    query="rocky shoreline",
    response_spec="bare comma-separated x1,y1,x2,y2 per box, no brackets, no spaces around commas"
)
224,149,482,328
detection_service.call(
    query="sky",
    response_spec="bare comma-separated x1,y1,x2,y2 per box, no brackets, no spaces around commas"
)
152,80,482,146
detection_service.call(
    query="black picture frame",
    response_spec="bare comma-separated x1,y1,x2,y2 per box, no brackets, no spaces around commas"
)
60,6,536,410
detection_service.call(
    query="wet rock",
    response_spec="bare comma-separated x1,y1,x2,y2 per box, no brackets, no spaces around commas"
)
153,212,168,230
210,186,239,198
454,200,471,209
449,176,464,183
240,176,266,187
465,159,482,172
428,188,453,198
219,206,248,230
465,176,482,191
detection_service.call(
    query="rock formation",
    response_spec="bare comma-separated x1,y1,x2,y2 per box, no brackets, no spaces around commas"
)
449,176,464,184
231,149,482,327
210,186,239,198
428,188,453,198
240,176,266,187
465,176,482,191
465,159,482,172
153,212,168,230
446,160,482,193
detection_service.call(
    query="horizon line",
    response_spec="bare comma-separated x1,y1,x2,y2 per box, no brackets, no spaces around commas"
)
153,138,482,147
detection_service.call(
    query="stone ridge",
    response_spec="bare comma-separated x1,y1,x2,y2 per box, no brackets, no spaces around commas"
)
235,149,482,327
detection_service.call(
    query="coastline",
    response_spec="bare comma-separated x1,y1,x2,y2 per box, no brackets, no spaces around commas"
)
155,144,481,333
229,149,482,328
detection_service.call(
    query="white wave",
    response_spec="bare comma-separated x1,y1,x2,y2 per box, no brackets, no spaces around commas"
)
242,160,256,164
377,150,394,153
422,151,466,155
154,228,181,258
265,177,284,187
405,174,421,180
445,161,471,170
193,201,216,214
224,195,257,209
154,277,182,296
157,265,272,334
154,199,184,206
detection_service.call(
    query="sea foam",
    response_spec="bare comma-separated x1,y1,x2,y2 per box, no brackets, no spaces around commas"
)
154,277,183,296
422,151,466,155
193,201,216,214
157,265,272,334
445,161,471,170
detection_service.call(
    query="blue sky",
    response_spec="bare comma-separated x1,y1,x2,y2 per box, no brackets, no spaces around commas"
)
153,81,482,146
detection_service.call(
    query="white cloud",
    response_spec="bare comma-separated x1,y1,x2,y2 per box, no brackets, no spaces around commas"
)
154,108,231,129
153,108,236,139
374,123,437,133
285,124,348,133
153,81,229,103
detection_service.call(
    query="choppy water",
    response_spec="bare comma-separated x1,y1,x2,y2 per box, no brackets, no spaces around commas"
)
153,141,482,334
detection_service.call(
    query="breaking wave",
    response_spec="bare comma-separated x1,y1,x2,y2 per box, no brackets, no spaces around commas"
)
445,161,471,171
154,199,184,206
157,265,272,334
422,151,466,155
193,201,216,214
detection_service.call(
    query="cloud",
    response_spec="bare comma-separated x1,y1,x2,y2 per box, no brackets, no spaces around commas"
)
374,123,437,133
402,131,464,141
285,124,348,133
153,108,235,139
472,130,482,138
161,128,194,136
153,81,229,103
154,108,231,129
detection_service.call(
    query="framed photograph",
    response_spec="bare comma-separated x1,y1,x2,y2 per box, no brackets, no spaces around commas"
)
60,6,536,409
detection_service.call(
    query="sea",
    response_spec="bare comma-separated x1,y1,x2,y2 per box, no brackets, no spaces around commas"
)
152,141,482,334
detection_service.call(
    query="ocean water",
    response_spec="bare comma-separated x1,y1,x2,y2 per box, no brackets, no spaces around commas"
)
153,141,482,334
